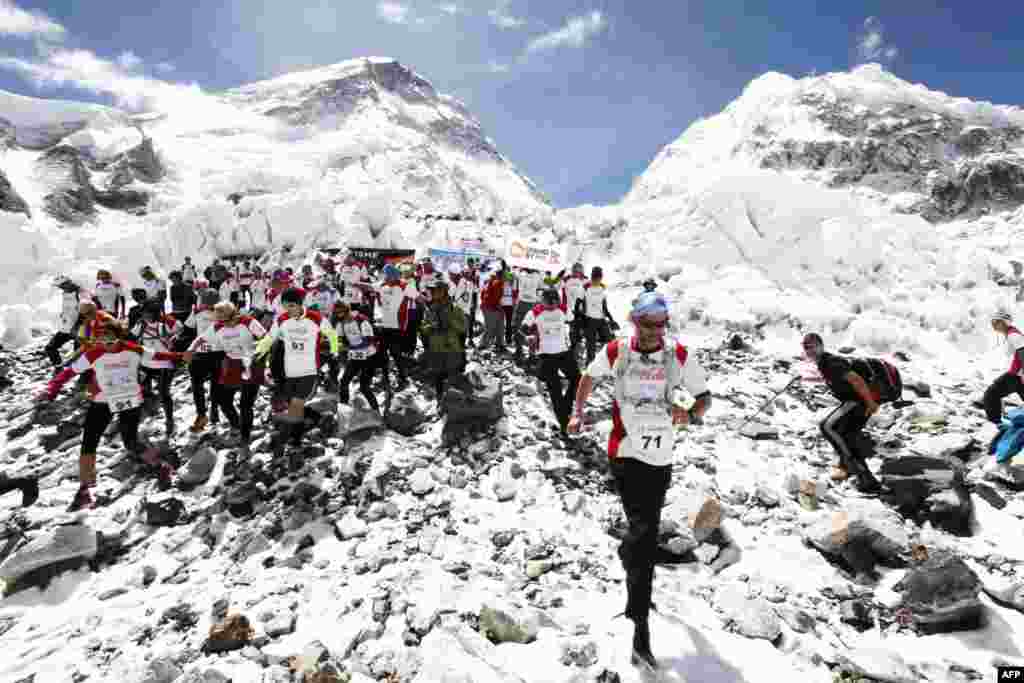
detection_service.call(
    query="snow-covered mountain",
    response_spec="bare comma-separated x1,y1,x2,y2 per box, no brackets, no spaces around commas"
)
0,57,551,342
558,64,1024,360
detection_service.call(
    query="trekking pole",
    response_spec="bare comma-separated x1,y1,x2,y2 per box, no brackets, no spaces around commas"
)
736,376,800,432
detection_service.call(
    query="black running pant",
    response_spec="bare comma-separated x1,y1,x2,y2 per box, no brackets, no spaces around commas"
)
502,305,515,345
45,331,76,367
82,403,142,454
378,329,408,381
610,458,671,623
141,367,175,422
984,373,1024,424
820,400,880,489
189,352,222,420
536,351,581,428
584,317,612,364
339,353,388,412
218,384,260,439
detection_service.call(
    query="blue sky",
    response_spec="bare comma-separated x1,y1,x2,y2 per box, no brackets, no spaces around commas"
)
0,0,1022,207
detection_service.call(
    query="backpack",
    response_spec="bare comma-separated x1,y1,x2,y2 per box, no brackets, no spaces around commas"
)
849,357,903,404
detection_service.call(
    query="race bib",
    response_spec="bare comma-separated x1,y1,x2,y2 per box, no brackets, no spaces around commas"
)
290,340,306,352
103,366,141,411
110,396,142,413
628,408,674,462
348,346,375,360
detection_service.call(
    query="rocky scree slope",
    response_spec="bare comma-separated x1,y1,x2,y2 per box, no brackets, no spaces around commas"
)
1,333,1024,682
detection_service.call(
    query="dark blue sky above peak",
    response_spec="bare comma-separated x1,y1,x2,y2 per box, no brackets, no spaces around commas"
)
1,0,1022,207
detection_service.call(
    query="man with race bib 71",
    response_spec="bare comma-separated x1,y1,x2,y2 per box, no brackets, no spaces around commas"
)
567,291,711,672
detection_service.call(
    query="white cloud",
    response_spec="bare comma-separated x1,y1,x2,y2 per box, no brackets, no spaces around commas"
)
377,1,410,24
488,0,525,29
526,10,607,53
438,3,459,15
857,16,899,63
155,61,175,73
0,0,65,39
487,61,509,73
117,50,142,70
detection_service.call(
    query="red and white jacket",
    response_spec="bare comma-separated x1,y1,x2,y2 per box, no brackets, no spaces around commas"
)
268,309,327,378
46,342,178,407
191,316,266,360
586,337,707,462
377,280,417,331
131,315,182,369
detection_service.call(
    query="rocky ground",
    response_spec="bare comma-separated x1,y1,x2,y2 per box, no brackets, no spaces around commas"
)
1,329,1023,683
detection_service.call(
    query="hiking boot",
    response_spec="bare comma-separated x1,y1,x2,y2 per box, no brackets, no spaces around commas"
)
630,619,658,670
68,486,94,512
190,415,209,433
830,465,850,482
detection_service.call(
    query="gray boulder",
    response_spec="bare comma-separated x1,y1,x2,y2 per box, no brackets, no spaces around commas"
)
478,604,541,644
178,447,218,487
0,524,98,579
879,455,972,536
895,550,983,633
386,396,430,436
982,580,1024,614
804,502,909,577
338,395,384,436
108,137,165,184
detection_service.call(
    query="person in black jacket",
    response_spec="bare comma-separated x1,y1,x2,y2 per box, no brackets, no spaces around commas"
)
802,333,882,493
168,271,196,323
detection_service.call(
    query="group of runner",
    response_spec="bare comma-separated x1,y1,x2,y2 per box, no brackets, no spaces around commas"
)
19,251,1024,672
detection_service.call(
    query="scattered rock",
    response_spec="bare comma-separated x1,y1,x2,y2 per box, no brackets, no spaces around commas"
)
135,657,183,683
804,502,909,576
895,551,983,633
0,524,98,579
178,447,218,487
409,468,435,496
717,589,781,642
0,169,29,216
839,600,874,631
479,605,539,644
205,613,254,653
740,423,779,440
836,647,917,683
880,455,972,536
982,580,1024,614
335,514,369,540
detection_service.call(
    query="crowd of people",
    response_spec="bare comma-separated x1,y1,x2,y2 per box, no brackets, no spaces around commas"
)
7,252,1023,671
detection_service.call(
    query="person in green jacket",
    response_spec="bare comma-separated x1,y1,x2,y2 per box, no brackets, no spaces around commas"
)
420,275,466,410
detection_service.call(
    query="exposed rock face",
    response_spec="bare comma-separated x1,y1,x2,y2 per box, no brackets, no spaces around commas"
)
36,146,96,224
752,98,1024,221
35,144,151,222
106,137,165,186
0,169,30,216
0,118,15,150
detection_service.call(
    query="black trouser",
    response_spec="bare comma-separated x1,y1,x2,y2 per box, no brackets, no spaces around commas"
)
141,367,175,422
502,305,515,345
569,316,584,357
218,384,260,439
189,352,222,420
584,317,612,364
468,294,478,345
339,352,389,412
405,307,422,357
172,311,190,324
610,458,672,623
82,403,142,454
45,331,76,367
238,285,251,308
511,301,534,356
984,373,1024,424
0,474,33,498
537,351,581,428
821,400,879,488
378,329,408,382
